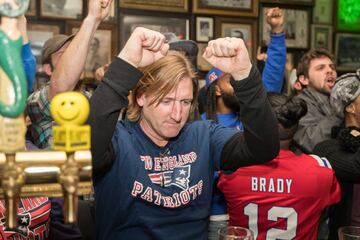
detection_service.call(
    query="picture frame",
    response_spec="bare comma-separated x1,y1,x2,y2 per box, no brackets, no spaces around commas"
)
121,14,189,48
196,17,214,42
260,7,309,49
336,0,360,32
216,17,257,59
26,0,36,17
282,52,296,96
67,21,117,79
197,43,212,72
120,0,188,12
260,0,313,6
27,21,63,72
313,0,333,24
311,24,333,51
104,0,117,22
193,0,259,17
40,0,83,20
335,33,360,71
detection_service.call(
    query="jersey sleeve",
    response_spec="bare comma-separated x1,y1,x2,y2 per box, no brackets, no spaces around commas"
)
309,154,341,206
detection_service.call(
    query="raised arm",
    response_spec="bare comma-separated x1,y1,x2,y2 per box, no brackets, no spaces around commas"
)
89,27,169,178
203,37,279,170
262,7,286,92
18,15,36,93
48,0,113,100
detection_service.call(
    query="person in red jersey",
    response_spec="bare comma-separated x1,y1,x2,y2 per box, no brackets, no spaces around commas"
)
218,92,341,240
0,197,51,240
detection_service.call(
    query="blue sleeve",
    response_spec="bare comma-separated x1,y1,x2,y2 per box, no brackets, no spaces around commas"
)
262,32,286,93
22,42,36,94
48,198,83,240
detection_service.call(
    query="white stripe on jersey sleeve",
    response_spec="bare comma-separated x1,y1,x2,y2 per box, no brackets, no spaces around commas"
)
309,154,333,169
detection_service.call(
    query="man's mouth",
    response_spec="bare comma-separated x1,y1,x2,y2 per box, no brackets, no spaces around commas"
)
326,77,335,88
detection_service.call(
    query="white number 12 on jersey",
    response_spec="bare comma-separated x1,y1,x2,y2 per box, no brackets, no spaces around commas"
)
244,203,298,239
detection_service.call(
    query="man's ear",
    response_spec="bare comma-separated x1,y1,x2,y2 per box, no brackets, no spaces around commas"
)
298,75,309,86
215,84,222,97
136,94,146,107
293,82,302,91
345,103,355,114
43,63,53,76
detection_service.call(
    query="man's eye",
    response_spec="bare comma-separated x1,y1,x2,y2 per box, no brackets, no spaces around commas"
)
182,100,192,106
161,100,171,105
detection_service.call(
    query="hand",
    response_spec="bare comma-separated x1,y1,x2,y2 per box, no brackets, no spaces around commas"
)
118,27,169,68
266,7,284,34
203,37,252,80
256,46,267,62
87,0,113,23
94,63,109,81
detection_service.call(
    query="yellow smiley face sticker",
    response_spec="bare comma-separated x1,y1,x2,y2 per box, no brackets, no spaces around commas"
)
50,92,89,126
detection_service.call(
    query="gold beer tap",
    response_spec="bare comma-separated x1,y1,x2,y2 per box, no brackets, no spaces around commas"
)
0,91,92,229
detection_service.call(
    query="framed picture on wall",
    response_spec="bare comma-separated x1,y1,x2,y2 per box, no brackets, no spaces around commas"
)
40,0,83,19
120,0,188,12
104,0,117,22
311,24,333,51
196,17,214,42
216,17,257,59
337,0,360,32
26,0,36,16
27,22,63,72
67,21,117,78
121,14,189,48
197,43,212,71
313,0,333,24
260,0,313,6
260,7,309,49
193,0,258,17
335,33,360,71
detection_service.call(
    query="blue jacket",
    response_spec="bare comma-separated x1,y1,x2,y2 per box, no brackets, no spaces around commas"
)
22,42,36,93
262,32,286,92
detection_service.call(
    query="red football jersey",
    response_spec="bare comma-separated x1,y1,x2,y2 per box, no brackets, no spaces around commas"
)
218,150,341,240
0,197,51,240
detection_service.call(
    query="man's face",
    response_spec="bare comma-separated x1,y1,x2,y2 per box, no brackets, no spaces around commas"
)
137,77,193,146
306,57,337,95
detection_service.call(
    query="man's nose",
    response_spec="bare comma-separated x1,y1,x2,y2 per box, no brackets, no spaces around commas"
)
170,102,182,122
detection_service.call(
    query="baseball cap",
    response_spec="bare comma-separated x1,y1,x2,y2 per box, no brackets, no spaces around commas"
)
331,69,360,118
42,34,75,64
163,32,198,65
205,67,224,88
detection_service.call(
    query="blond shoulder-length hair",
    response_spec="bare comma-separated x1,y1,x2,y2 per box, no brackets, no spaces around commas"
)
127,50,198,122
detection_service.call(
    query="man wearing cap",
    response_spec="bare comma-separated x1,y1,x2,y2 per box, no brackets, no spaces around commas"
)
201,7,286,239
27,0,114,149
314,69,360,240
293,48,342,153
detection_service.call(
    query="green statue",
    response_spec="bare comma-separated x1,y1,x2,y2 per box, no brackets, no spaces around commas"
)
0,0,29,118
0,0,29,151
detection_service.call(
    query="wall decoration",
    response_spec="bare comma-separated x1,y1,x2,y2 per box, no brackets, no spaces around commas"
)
40,0,83,19
193,0,258,17
216,17,257,58
121,14,189,47
311,24,333,51
313,0,333,24
196,17,214,42
260,7,309,49
120,0,188,12
67,21,117,79
335,33,360,71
